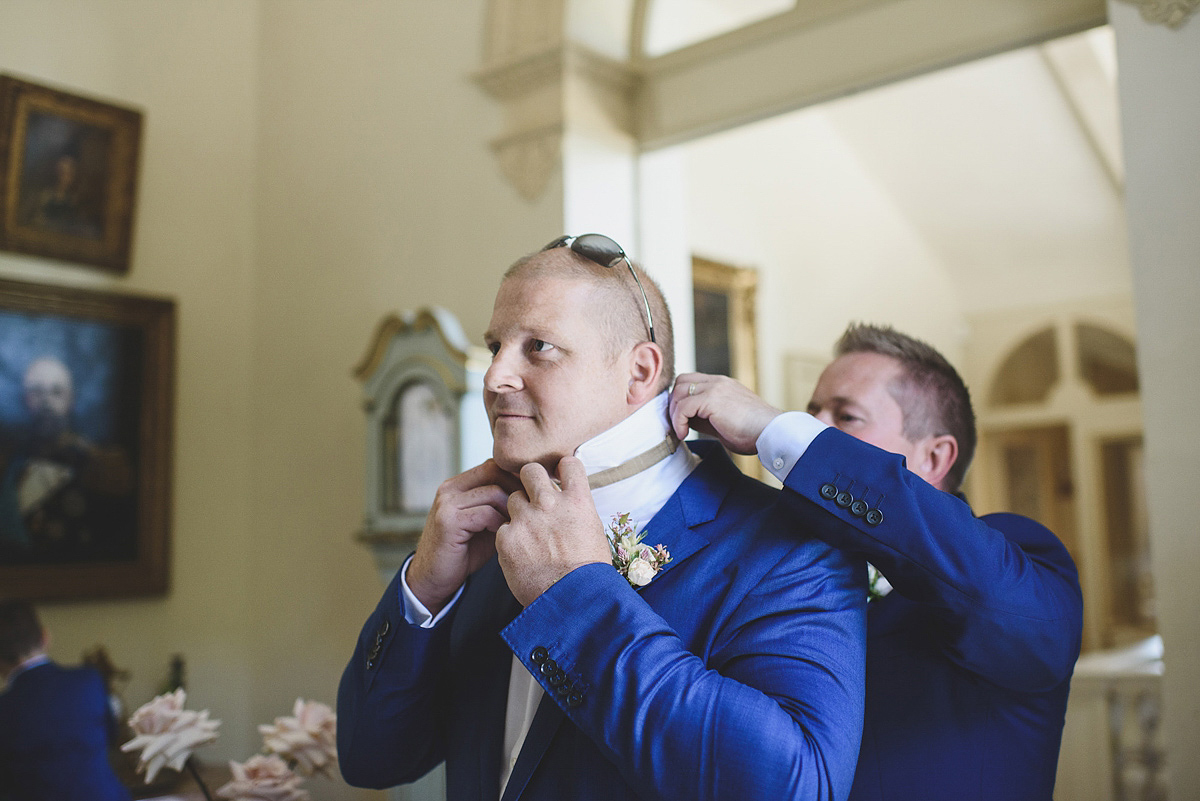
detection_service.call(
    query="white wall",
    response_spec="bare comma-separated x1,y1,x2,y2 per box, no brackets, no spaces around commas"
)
679,108,968,408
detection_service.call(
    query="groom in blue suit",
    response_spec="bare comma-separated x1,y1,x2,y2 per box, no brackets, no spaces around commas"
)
669,323,1083,801
338,235,866,801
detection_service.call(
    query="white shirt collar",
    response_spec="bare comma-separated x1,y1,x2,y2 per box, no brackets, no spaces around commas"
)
575,391,699,535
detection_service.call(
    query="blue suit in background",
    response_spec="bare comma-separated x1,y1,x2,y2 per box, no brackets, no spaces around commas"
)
339,444,867,801
779,428,1083,801
0,660,131,801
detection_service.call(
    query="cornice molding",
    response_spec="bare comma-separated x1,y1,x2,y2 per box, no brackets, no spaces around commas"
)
474,42,639,200
1117,0,1199,28
490,123,563,201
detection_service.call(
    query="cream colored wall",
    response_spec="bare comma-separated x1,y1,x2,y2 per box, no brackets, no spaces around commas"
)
0,0,262,762
0,1,563,798
249,3,562,792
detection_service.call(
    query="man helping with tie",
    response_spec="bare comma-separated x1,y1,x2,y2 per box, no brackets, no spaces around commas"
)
668,323,1083,801
338,235,866,801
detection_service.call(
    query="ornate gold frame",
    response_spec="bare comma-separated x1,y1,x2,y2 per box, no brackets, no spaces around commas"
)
0,75,142,273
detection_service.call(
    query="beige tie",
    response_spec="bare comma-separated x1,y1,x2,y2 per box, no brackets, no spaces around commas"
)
587,433,681,490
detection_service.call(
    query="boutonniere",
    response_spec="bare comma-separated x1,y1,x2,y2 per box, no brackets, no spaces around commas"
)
606,512,671,587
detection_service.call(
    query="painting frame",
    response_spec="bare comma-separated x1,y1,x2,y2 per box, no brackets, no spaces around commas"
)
0,278,174,601
0,74,143,273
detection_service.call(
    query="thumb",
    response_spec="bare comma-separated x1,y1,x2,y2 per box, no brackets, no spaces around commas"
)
556,455,590,496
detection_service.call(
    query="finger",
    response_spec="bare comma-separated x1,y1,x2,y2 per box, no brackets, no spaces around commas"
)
555,455,590,496
456,505,508,535
481,458,526,494
448,483,513,515
444,459,522,495
518,462,558,507
506,486,529,515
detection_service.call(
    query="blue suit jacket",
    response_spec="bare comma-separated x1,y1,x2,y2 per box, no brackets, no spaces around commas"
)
779,428,1083,801
339,444,866,801
0,661,131,801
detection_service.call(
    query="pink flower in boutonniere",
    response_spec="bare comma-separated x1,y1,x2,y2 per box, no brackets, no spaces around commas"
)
606,513,671,588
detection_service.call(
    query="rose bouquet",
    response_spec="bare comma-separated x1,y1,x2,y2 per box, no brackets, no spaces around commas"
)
122,690,336,801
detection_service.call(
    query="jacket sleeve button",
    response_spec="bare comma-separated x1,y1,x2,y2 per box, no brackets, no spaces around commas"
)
819,483,838,500
865,508,884,526
850,499,868,517
531,646,549,664
835,491,854,508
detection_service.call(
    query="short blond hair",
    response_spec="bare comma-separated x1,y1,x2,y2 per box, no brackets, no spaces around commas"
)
504,247,675,393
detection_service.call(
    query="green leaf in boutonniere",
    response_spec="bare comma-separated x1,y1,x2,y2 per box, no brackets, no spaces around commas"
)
606,512,671,588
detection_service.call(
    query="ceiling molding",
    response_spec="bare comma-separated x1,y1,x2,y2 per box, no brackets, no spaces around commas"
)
636,0,1107,150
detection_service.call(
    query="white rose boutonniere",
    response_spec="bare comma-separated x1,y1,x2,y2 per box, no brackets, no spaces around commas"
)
607,512,671,588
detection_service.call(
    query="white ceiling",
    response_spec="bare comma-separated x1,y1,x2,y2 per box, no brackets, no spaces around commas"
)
681,26,1132,315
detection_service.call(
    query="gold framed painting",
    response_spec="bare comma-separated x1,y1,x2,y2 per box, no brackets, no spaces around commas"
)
0,74,143,273
0,278,175,600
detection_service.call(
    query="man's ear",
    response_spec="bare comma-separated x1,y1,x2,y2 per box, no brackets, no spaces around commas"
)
918,434,959,491
627,341,665,405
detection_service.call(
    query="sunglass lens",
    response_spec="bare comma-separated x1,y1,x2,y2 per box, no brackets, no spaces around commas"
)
572,233,625,268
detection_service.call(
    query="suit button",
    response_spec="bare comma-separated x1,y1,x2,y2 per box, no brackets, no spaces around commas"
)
819,483,838,500
366,658,376,670
555,683,570,697
850,499,868,517
566,693,584,709
865,508,884,526
836,491,854,508
550,670,567,687
531,646,549,665
540,659,558,676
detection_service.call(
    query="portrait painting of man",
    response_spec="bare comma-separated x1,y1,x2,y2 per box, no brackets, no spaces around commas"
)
0,310,141,566
0,74,142,272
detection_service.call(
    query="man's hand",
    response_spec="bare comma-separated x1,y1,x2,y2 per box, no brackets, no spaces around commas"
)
407,460,524,615
497,456,611,607
668,373,783,454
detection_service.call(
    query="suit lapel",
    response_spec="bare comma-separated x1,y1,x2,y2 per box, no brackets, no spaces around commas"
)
638,441,731,583
495,444,737,799
451,558,523,801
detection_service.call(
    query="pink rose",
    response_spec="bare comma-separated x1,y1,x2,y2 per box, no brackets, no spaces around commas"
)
258,699,337,776
121,689,220,783
216,754,309,801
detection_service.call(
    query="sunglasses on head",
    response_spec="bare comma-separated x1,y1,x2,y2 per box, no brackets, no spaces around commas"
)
542,233,656,344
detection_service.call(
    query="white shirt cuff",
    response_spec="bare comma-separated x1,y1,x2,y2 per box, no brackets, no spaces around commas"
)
398,554,464,628
757,412,828,482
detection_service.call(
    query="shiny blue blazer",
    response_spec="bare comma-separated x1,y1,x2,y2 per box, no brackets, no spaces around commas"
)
339,444,866,801
779,428,1084,801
